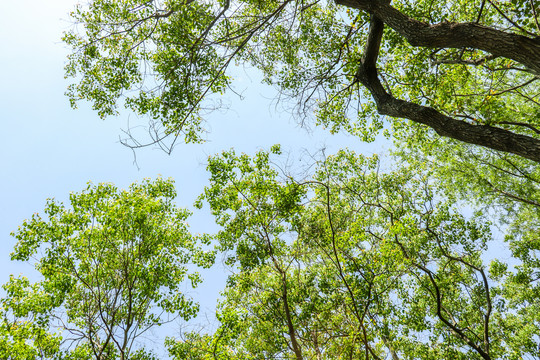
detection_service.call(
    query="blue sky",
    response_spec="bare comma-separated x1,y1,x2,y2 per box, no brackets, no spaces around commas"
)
0,0,388,346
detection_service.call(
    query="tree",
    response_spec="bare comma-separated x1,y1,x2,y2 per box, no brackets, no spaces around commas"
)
0,178,215,360
166,147,539,360
62,0,540,243
57,0,540,358
64,0,539,161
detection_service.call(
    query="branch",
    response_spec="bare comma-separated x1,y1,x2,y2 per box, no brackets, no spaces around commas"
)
483,177,540,207
530,0,540,33
351,14,540,163
335,0,540,73
426,227,493,354
499,121,540,135
485,0,536,36
122,1,293,152
430,53,497,67
392,229,492,360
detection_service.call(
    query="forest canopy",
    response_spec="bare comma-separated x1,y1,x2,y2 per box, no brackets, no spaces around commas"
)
1,0,539,359
63,0,540,159
2,149,539,359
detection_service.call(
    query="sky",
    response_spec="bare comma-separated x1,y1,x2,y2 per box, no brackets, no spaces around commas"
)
0,0,389,348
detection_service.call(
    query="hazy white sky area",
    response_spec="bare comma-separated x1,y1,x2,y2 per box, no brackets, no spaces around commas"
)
0,0,388,355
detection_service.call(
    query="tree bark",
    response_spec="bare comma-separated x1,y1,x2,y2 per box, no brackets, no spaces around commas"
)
336,0,540,74
336,2,540,163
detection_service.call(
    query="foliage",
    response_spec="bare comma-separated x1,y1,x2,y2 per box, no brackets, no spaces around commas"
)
5,0,538,358
63,0,540,160
0,178,214,360
3,149,538,359
171,148,540,360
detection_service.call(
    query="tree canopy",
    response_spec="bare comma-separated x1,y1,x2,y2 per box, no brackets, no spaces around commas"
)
165,147,539,360
3,149,539,359
64,0,539,160
1,0,539,359
0,179,214,359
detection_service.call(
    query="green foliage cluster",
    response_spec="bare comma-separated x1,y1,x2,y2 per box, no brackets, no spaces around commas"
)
3,147,539,358
63,0,539,150
166,148,538,359
1,179,214,359
2,0,539,358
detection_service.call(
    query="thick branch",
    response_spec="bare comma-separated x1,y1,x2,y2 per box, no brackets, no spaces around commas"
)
353,15,540,163
336,0,540,73
366,77,540,162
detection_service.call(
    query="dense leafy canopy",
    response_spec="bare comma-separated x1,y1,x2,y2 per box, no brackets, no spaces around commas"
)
164,147,538,360
1,179,214,359
64,0,540,160
2,0,539,359
3,150,538,359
